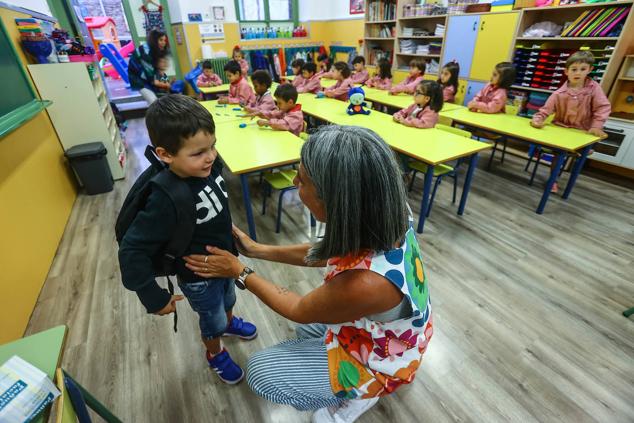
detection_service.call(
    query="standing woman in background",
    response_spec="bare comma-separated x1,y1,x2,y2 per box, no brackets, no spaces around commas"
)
128,29,171,104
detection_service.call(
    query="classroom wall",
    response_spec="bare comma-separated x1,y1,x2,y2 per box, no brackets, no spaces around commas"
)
3,0,52,15
0,6,77,344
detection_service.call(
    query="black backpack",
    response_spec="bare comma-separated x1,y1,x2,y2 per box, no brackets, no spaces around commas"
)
115,145,196,331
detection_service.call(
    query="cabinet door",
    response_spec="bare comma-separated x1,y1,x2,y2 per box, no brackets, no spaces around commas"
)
470,12,519,81
454,79,468,106
442,15,480,79
589,121,634,166
463,80,486,106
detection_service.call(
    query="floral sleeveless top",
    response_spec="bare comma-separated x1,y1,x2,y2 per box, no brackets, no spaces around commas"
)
324,227,433,399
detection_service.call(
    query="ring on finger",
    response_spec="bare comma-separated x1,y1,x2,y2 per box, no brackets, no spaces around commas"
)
204,255,209,263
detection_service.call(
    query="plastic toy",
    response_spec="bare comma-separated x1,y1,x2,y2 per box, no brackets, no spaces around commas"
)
315,91,325,99
185,63,203,95
232,107,242,111
347,87,371,115
239,123,247,128
99,43,130,84
85,17,120,49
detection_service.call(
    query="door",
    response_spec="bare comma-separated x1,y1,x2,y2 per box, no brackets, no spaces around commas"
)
470,12,519,81
455,79,468,106
463,80,486,106
442,15,480,79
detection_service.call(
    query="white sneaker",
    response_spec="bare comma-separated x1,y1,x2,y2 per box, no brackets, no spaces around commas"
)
312,398,379,423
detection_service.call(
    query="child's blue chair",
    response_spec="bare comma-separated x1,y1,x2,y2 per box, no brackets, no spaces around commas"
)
169,80,185,94
261,169,298,233
185,64,203,95
407,124,472,217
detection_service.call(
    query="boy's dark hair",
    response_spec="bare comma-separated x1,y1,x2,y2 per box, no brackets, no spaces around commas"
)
352,55,365,66
438,61,460,94
377,58,392,79
566,50,595,68
251,70,272,88
202,60,212,70
303,62,317,74
409,58,426,74
418,80,444,113
146,94,215,155
291,58,306,69
333,61,351,78
224,60,241,75
274,83,298,103
495,62,516,90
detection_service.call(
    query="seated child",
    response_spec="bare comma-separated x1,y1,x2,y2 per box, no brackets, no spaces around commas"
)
365,58,392,90
393,80,443,128
153,56,173,97
389,58,426,95
531,51,611,193
350,55,369,84
438,61,460,103
197,60,223,88
218,60,255,105
251,84,304,136
324,61,354,101
118,94,257,385
315,53,333,79
244,70,277,114
467,62,516,113
233,47,249,76
289,59,306,88
297,62,322,94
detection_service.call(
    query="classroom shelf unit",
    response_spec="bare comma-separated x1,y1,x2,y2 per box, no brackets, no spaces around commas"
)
28,62,126,180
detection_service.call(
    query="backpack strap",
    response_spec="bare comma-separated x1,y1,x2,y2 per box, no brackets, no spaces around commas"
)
151,169,197,333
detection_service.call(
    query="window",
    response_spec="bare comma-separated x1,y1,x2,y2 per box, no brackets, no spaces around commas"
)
235,0,298,24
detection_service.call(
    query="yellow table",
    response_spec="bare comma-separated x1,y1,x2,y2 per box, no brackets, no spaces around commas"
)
201,100,251,124
320,78,338,88
214,119,303,239
361,86,465,112
299,93,491,232
439,107,601,214
199,83,231,94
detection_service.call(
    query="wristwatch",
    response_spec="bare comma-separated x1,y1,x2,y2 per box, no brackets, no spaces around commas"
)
235,267,254,290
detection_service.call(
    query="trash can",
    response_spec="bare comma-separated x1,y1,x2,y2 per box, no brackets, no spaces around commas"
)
65,142,114,195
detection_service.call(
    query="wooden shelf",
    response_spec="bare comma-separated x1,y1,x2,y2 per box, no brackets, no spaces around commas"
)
365,37,395,40
397,53,441,57
366,20,396,24
511,85,555,94
619,76,634,81
516,37,620,41
521,0,633,12
398,35,443,39
399,14,447,20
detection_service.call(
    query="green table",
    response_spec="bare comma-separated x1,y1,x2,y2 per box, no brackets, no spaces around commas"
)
199,83,231,95
439,107,601,214
299,93,490,232
200,100,250,124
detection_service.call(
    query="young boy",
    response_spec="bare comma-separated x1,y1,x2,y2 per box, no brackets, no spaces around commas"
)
219,60,255,105
530,50,611,193
350,55,369,84
244,70,277,114
197,60,223,88
389,58,426,95
297,62,321,94
250,84,304,136
118,95,257,384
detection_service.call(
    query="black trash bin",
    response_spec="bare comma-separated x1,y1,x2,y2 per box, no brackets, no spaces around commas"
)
65,142,114,195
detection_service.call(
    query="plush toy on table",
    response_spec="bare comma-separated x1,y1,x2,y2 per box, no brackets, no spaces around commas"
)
347,87,371,116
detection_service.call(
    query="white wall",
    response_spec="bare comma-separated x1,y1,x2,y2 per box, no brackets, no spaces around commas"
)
6,0,52,16
299,0,364,21
170,0,237,23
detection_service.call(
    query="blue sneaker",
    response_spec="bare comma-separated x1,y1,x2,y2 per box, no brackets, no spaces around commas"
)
207,349,244,384
224,316,258,340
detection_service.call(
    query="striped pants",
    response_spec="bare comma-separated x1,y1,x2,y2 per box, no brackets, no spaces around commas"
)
246,323,345,411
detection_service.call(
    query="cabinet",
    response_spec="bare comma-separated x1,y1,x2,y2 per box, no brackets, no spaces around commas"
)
442,14,480,79
470,12,519,81
463,80,486,106
28,63,126,180
455,79,468,106
590,119,634,169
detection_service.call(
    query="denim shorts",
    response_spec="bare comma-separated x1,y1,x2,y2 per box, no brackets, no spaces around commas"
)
178,278,237,339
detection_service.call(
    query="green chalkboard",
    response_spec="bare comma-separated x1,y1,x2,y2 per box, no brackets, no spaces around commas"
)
0,18,51,139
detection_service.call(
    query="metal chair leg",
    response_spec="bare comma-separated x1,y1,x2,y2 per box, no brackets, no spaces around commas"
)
501,138,508,164
452,171,458,204
524,147,534,171
487,140,498,170
623,307,634,318
261,184,270,215
529,152,541,186
408,170,418,192
426,176,442,218
275,189,286,233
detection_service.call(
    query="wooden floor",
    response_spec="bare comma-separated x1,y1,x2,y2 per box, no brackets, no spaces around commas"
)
27,119,634,423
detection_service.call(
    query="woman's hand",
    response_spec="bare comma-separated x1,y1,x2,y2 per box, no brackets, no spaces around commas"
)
232,225,261,257
184,247,245,279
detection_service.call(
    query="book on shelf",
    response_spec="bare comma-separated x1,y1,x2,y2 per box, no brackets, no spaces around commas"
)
560,6,629,37
369,47,393,65
367,0,397,22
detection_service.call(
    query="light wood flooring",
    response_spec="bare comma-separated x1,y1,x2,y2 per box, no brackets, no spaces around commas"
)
27,119,634,423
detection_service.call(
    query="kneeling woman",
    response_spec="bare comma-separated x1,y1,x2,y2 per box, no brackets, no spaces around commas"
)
185,125,433,423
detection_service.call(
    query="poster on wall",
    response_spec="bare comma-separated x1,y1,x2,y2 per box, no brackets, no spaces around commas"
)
350,0,364,14
213,6,225,21
199,23,225,43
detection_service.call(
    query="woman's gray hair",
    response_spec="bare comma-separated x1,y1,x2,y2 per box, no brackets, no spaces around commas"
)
302,125,409,263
